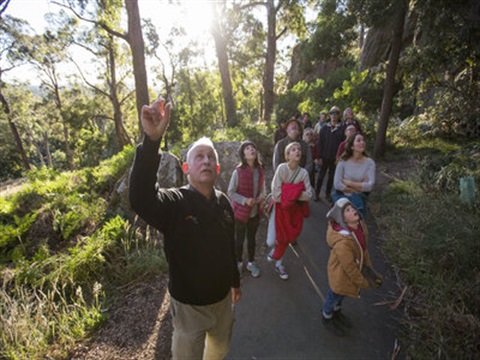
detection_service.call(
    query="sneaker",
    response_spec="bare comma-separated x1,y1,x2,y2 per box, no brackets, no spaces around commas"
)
275,265,289,280
246,263,260,278
267,253,274,262
333,309,352,328
321,316,345,337
314,194,320,202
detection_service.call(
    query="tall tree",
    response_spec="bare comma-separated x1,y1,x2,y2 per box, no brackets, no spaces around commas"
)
28,25,76,170
211,1,237,127
63,2,133,150
54,0,148,138
240,0,308,122
0,15,34,171
373,0,407,158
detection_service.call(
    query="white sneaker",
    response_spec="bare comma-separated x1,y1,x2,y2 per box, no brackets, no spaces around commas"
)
246,263,260,278
275,265,289,280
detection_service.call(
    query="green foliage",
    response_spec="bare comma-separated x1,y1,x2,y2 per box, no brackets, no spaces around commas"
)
0,147,166,358
372,152,480,358
301,0,357,68
276,66,354,119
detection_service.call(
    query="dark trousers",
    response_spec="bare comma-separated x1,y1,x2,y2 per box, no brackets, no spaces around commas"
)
315,159,336,197
235,215,260,262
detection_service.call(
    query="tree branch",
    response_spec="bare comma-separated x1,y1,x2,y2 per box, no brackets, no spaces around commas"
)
238,1,267,10
276,26,287,41
69,57,109,97
51,1,128,41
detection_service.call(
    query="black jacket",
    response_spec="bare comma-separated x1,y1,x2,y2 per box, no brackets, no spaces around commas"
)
129,136,240,305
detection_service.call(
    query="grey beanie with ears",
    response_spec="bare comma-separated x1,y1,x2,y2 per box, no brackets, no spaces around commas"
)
326,197,353,230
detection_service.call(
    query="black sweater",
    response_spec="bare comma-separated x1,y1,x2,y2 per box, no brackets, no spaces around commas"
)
129,136,240,305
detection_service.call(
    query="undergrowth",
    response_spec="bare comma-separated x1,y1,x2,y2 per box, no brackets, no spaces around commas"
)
371,142,480,359
0,146,167,359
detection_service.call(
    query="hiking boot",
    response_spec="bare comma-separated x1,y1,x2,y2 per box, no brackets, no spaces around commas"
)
246,263,260,278
275,265,289,280
333,309,352,328
321,316,345,337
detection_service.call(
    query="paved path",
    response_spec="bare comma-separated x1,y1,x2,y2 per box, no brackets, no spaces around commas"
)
227,198,401,359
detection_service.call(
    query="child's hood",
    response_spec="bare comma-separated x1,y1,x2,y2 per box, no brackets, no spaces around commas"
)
326,197,352,230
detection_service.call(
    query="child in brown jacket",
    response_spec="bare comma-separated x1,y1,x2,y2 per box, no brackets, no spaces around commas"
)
322,198,382,336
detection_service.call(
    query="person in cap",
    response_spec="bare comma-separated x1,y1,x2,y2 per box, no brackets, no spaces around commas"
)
228,140,266,278
322,198,382,336
333,132,375,218
273,117,312,173
267,142,312,280
314,106,345,202
129,97,241,359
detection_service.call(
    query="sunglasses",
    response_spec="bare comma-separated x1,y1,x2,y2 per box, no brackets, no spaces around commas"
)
330,111,339,115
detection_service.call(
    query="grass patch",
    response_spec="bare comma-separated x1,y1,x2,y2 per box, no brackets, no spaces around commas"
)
372,175,480,358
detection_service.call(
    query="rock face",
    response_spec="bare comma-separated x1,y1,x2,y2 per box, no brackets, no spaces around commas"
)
156,151,184,188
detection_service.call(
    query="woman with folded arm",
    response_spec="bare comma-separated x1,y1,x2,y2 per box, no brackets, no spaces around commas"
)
332,133,375,218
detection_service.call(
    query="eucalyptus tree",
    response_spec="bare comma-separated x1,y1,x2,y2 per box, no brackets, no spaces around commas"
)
211,1,238,127
0,15,34,171
238,0,309,123
53,0,148,139
373,0,407,158
57,1,134,151
143,19,201,148
26,17,77,170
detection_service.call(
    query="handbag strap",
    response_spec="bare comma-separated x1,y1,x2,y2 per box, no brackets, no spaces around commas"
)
289,167,301,183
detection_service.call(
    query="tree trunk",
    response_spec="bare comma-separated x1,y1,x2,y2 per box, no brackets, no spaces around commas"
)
374,0,407,159
108,40,131,149
211,3,237,127
0,91,30,170
9,118,31,171
125,0,149,139
44,131,53,167
263,0,276,123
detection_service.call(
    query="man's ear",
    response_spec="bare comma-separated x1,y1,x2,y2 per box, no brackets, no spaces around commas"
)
182,162,188,174
216,164,221,174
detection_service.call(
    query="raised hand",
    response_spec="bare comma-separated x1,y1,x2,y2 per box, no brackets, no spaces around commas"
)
141,97,172,141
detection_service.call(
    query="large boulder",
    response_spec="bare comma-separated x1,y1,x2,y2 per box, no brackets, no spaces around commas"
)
156,151,184,188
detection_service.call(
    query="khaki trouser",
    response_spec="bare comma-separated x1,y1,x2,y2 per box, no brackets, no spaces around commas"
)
170,293,234,360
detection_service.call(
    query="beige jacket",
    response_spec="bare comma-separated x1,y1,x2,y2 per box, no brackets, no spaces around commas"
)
326,220,372,297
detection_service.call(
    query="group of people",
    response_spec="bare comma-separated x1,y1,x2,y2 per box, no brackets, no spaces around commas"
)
129,97,382,358
275,106,375,217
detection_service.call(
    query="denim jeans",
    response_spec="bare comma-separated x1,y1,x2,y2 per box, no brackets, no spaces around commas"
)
323,288,345,318
331,190,368,218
